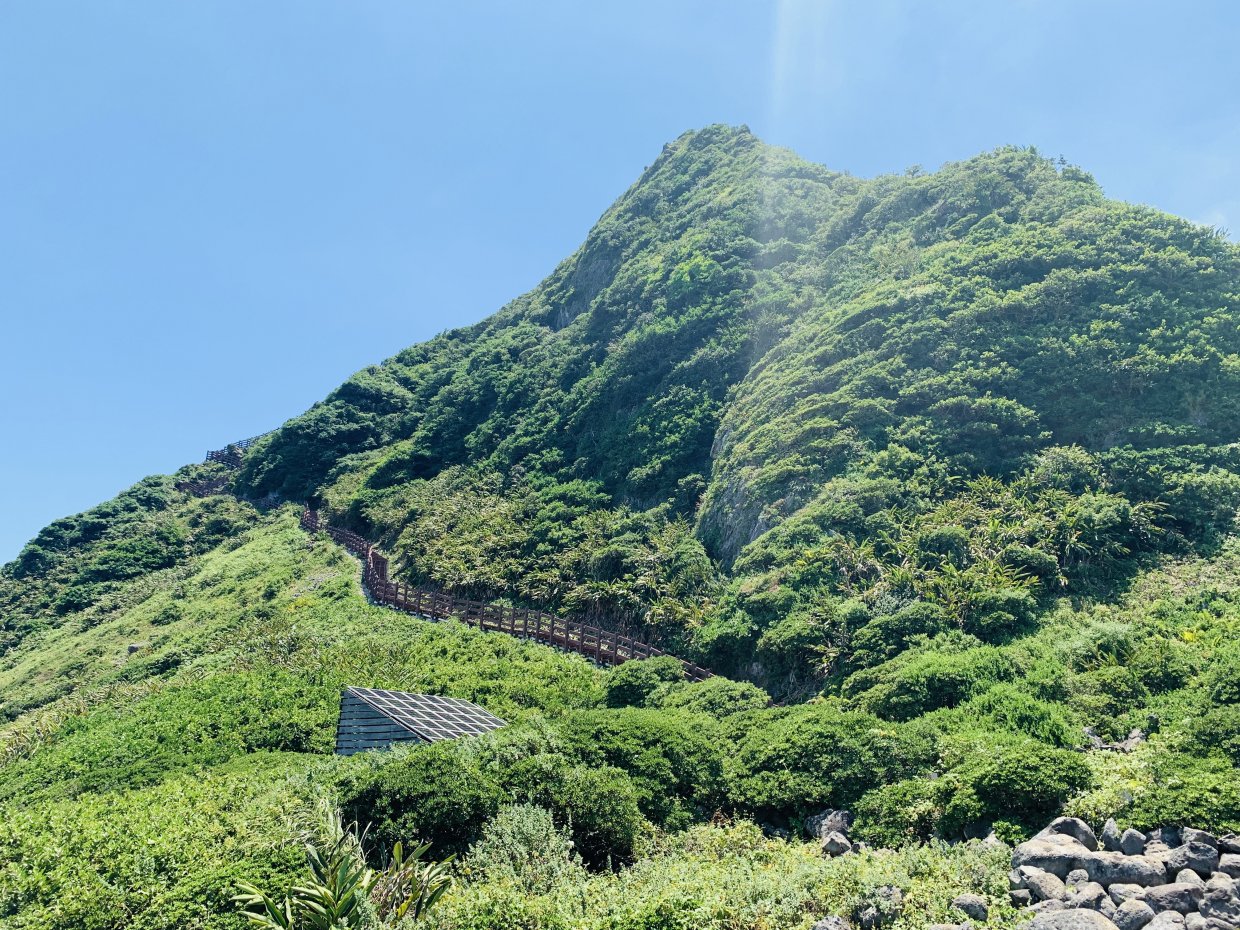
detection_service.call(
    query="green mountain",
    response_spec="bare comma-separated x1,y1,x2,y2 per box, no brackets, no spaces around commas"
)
2,126,1239,930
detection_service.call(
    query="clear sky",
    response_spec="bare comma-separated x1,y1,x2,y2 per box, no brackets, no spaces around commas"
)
2,0,1238,562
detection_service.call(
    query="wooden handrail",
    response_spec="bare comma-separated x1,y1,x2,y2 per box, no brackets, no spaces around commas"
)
300,508,713,682
177,436,714,682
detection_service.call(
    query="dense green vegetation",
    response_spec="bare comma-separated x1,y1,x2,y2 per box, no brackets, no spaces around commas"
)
1,126,1239,928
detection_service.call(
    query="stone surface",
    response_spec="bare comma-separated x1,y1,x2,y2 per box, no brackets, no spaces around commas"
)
1015,835,1091,878
1016,865,1071,902
1027,910,1122,929
1069,869,1092,886
1123,830,1150,856
1011,888,1033,906
1218,854,1240,879
1204,875,1234,895
1219,834,1240,855
1032,900,1069,913
807,809,853,839
1102,819,1123,852
951,892,988,921
1143,913,1185,929
1182,829,1218,850
1198,884,1240,923
1111,884,1146,905
1165,842,1221,879
810,918,850,930
822,831,852,857
1113,899,1156,930
1149,828,1183,849
1080,851,1168,888
1183,915,1207,930
1069,882,1110,911
1176,869,1206,888
1141,882,1202,915
1039,817,1101,852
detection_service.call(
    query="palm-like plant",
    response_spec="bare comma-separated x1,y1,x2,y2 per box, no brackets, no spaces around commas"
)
234,803,452,930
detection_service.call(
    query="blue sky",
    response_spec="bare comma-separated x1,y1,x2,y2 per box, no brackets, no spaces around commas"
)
2,0,1238,561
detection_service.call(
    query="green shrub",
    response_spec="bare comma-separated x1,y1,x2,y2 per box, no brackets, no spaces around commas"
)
603,657,687,708
1187,705,1240,765
848,603,950,671
1069,665,1150,737
938,737,1091,836
1208,647,1240,705
658,677,770,719
845,636,1017,721
339,741,505,857
503,756,646,867
726,704,935,819
852,778,943,847
465,803,584,894
555,708,726,828
1125,752,1240,833
1129,637,1195,693
958,684,1078,748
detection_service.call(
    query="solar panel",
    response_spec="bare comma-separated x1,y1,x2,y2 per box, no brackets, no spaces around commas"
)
345,687,507,743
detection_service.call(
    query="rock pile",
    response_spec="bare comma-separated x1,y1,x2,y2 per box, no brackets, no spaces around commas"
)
1008,817,1240,929
809,808,857,858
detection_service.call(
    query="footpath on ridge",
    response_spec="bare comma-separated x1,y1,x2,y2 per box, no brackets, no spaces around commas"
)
177,436,713,682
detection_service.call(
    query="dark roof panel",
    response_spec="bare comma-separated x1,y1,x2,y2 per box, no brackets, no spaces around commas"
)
345,687,507,742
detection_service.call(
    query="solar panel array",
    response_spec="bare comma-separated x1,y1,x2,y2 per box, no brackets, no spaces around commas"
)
346,687,507,743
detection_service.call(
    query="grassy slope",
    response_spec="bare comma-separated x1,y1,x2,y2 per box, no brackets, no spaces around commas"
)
0,127,1238,929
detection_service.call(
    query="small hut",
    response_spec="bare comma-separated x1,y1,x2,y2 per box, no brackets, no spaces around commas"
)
335,687,507,756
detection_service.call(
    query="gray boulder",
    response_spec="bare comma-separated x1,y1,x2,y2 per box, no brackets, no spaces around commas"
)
1031,899,1069,913
1219,834,1240,855
1204,875,1234,895
1080,851,1168,887
1111,884,1146,905
1113,899,1156,930
1039,817,1101,852
1141,882,1202,914
1183,915,1208,930
1218,853,1240,878
856,884,902,929
1102,819,1123,852
1143,914,1185,929
1165,841,1220,879
1174,869,1204,888
1015,835,1091,878
1015,865,1070,902
1027,910,1122,929
1149,828,1183,849
1069,869,1093,886
1011,888,1033,906
807,809,853,839
1069,882,1111,910
810,919,850,930
1123,830,1150,856
950,892,988,921
1182,829,1218,850
822,831,853,857
1198,882,1240,923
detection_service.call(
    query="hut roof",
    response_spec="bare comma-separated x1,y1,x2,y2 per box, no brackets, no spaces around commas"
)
343,687,507,743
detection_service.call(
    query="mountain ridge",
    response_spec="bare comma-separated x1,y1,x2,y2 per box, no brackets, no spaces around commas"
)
1,126,1239,930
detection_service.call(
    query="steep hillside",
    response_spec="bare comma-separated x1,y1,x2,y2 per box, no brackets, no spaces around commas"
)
2,126,1239,930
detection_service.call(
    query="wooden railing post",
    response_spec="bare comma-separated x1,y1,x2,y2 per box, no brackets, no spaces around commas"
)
296,509,711,680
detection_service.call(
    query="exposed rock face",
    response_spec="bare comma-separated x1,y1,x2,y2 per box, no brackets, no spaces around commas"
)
1028,910,1123,928
807,809,853,839
950,892,988,920
822,831,852,857
1011,819,1240,930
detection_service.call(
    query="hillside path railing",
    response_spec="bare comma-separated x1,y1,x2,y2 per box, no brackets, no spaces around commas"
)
175,433,712,681
300,508,712,682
